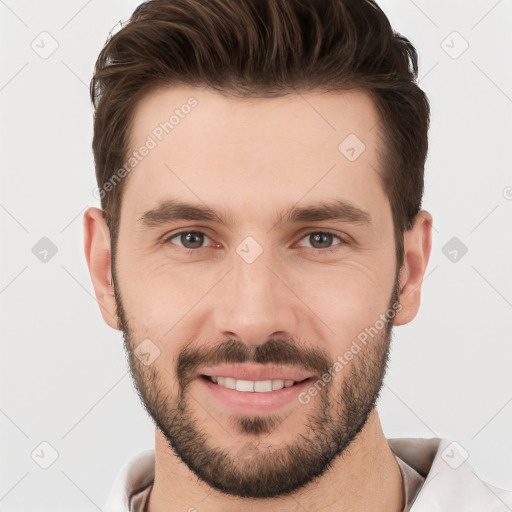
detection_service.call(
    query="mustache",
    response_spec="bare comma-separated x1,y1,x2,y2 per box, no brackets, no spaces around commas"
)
177,337,333,388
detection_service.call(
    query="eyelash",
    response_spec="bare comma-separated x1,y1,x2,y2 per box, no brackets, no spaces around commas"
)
162,230,349,256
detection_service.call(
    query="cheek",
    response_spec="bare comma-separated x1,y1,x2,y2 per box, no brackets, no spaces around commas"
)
291,261,394,350
116,247,193,322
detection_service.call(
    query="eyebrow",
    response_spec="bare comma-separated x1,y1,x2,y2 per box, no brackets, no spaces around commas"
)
137,198,372,229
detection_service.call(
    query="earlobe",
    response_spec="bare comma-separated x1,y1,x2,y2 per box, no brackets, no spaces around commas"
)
83,207,119,330
393,210,433,326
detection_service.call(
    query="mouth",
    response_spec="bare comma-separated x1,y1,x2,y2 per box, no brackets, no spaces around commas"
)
196,365,316,415
200,375,311,392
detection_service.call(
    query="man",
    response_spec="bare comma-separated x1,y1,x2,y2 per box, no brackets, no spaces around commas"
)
84,0,512,510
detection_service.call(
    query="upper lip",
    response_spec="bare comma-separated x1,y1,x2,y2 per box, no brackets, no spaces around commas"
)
198,364,313,382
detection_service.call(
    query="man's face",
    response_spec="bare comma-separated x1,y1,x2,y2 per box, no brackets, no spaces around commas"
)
113,86,400,498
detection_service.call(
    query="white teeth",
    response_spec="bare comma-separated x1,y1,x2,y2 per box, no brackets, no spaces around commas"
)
272,379,284,390
235,379,254,392
220,377,236,389
254,380,272,392
209,376,299,392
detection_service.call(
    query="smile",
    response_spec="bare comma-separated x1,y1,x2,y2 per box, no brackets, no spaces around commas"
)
202,375,308,392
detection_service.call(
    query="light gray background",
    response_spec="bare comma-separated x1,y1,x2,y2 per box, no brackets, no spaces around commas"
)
1,0,511,510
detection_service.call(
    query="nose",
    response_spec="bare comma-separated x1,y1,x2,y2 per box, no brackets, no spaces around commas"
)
212,246,299,347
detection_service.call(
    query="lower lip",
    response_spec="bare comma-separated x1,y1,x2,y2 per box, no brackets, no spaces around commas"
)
198,376,313,415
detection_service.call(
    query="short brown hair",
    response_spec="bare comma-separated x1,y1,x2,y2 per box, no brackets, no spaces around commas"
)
90,0,429,270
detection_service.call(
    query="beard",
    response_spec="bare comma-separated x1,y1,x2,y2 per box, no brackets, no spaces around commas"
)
113,272,400,499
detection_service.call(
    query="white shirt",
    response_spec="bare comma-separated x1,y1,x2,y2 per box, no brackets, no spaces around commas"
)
104,437,512,512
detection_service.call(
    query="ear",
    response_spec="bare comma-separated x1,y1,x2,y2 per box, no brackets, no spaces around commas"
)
83,207,119,330
393,210,433,326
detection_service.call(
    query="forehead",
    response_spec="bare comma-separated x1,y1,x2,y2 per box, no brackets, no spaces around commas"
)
121,86,388,228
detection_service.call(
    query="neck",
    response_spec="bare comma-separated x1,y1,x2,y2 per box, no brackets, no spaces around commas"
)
146,409,404,512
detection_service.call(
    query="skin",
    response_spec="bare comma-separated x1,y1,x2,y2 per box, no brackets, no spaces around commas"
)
84,86,432,511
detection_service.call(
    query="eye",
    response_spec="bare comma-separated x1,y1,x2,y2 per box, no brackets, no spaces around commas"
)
296,231,347,254
164,231,214,250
